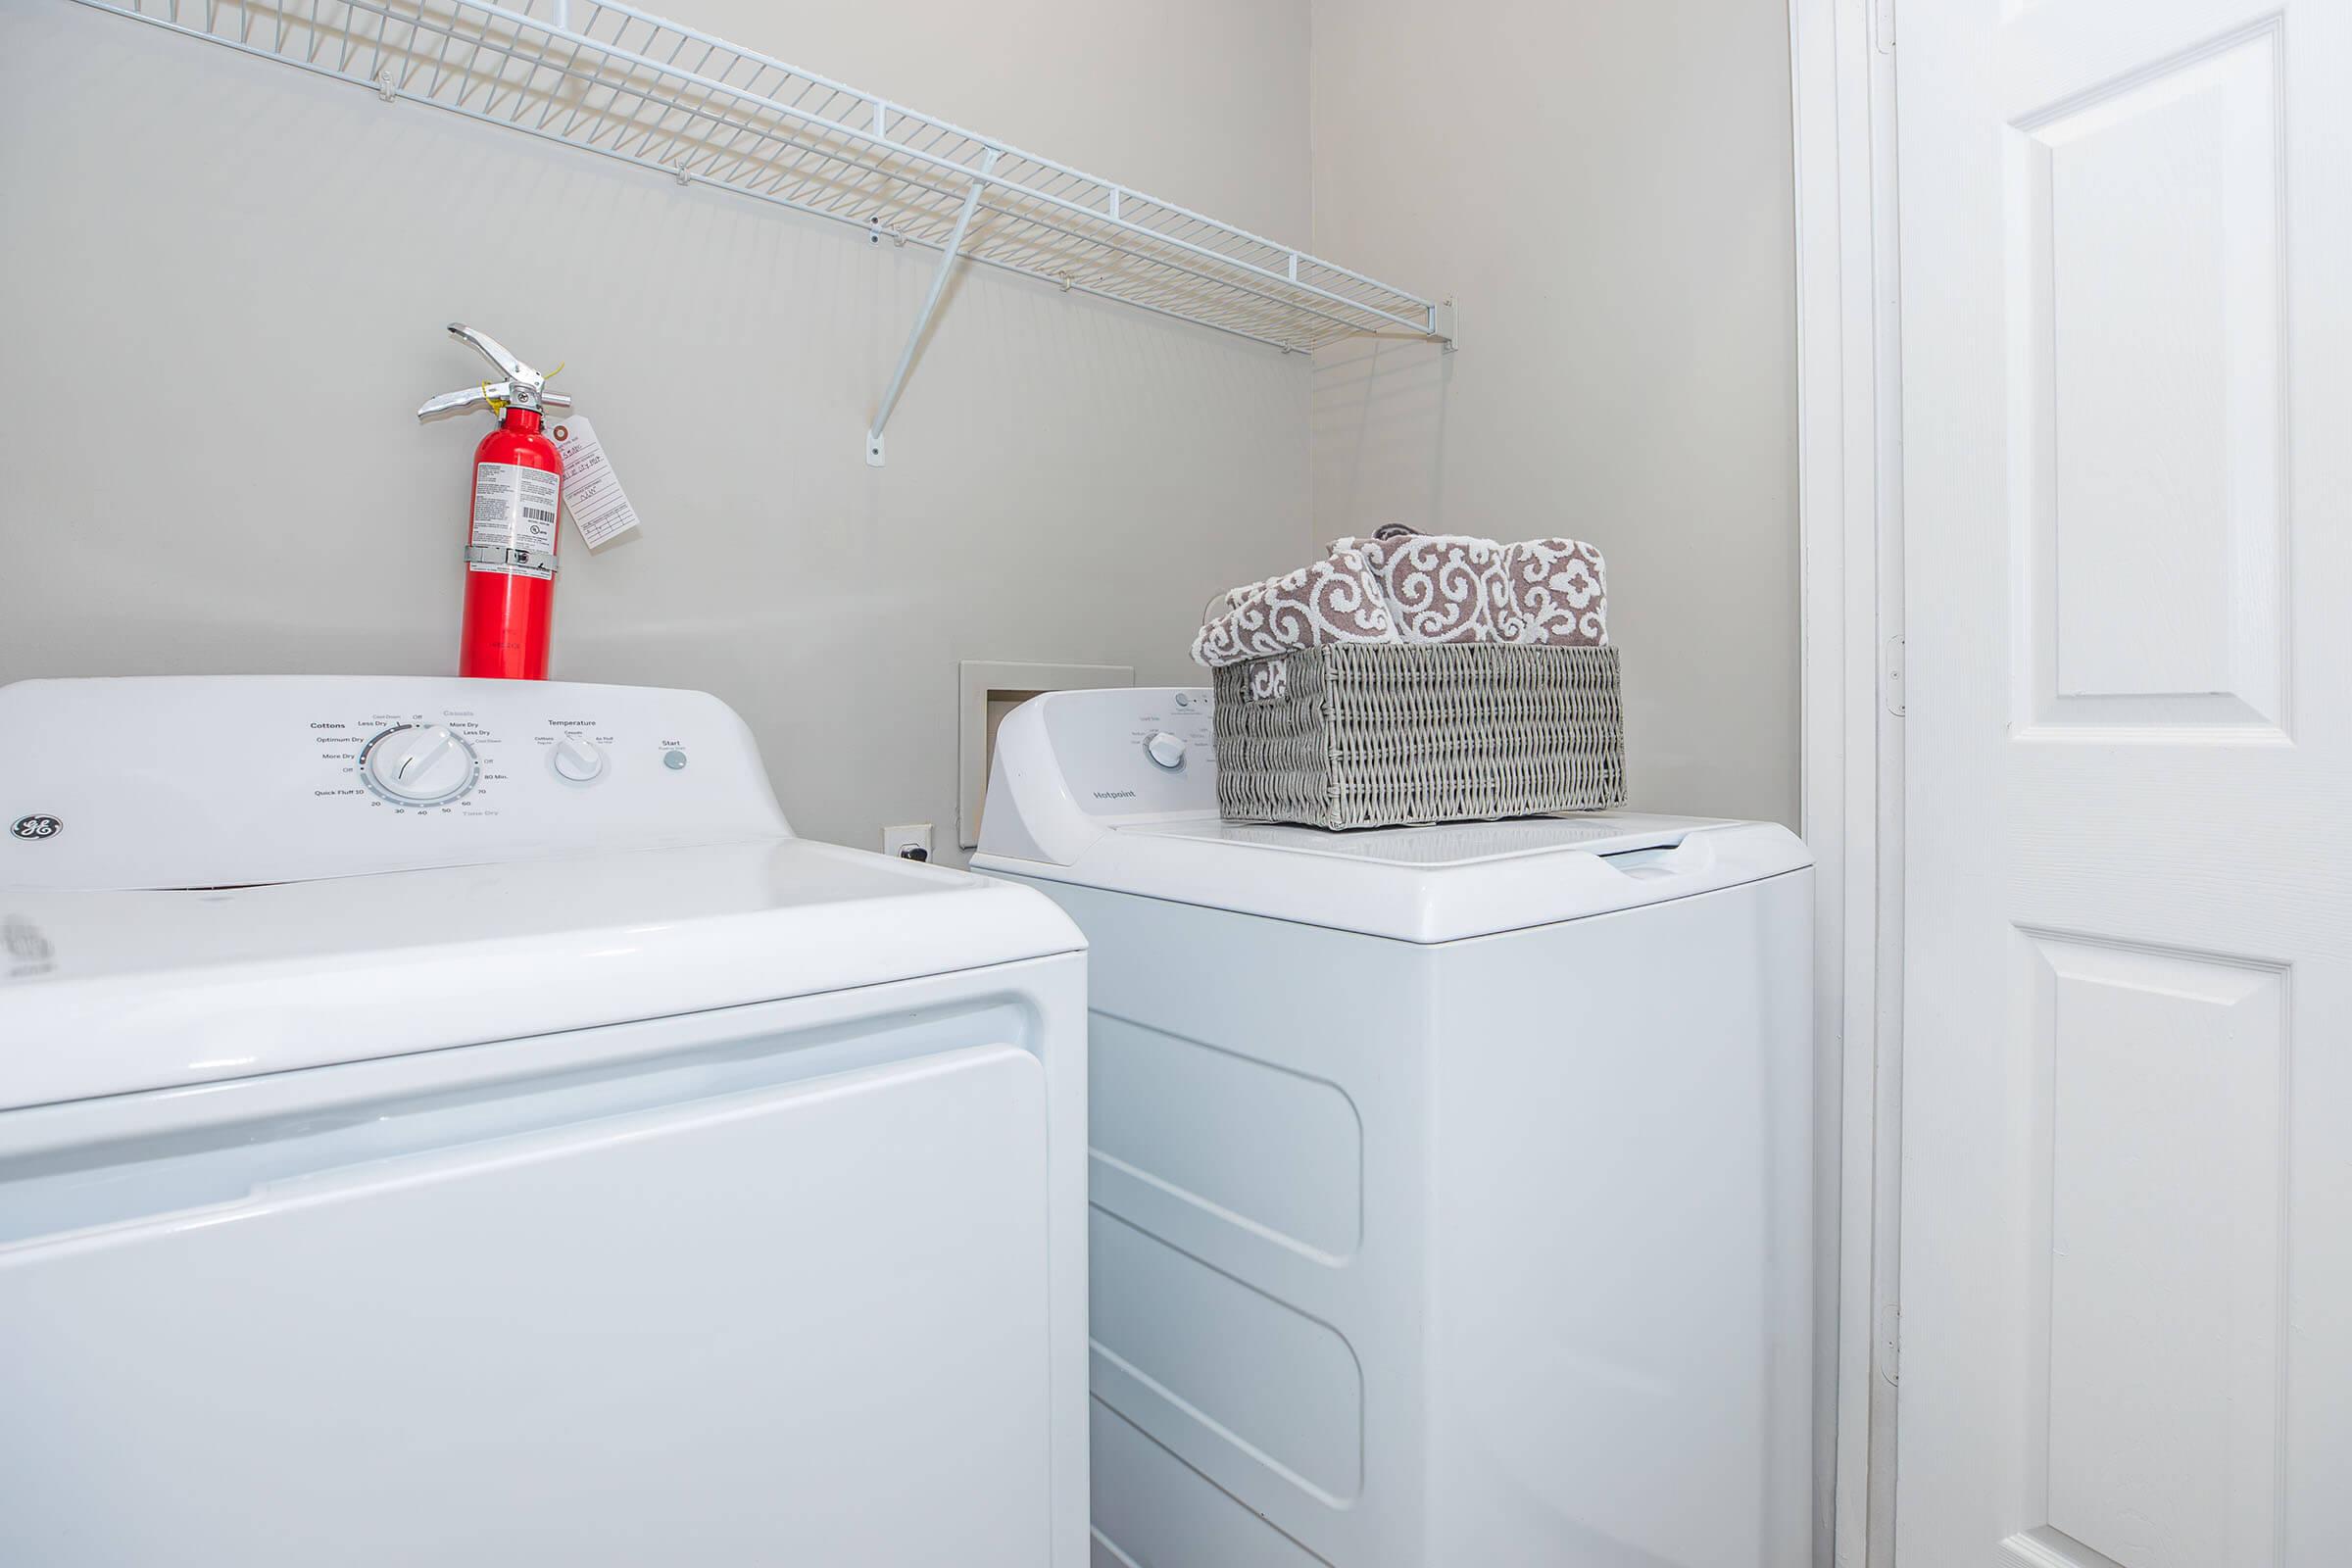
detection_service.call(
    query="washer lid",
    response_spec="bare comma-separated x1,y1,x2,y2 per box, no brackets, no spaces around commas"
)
975,810,1810,942
0,839,1082,1112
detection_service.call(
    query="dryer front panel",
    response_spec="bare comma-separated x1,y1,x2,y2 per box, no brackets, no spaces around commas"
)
0,973,1079,1567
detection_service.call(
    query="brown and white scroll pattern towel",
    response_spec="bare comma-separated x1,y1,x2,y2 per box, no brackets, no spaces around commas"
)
1342,530,1508,643
1192,527,1607,667
1190,544,1395,666
1500,537,1607,647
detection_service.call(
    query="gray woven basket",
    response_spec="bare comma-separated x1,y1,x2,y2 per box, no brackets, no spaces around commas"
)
1211,643,1626,830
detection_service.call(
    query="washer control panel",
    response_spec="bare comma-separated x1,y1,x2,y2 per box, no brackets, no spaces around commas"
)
0,676,789,893
1040,687,1215,818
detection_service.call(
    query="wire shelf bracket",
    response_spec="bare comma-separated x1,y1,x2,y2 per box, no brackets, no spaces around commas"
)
866,146,995,466
70,0,1458,463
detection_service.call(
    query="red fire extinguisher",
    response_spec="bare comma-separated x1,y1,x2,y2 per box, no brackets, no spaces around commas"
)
416,324,571,680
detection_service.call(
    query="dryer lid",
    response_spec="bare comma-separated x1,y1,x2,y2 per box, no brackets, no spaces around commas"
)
0,838,1082,1112
977,811,1811,943
1118,811,1708,866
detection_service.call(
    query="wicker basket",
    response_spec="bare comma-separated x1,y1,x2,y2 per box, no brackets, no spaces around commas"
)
1211,643,1627,830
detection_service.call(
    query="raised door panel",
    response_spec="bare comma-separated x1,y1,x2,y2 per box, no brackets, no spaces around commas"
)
2011,935,2285,1568
2010,24,2286,733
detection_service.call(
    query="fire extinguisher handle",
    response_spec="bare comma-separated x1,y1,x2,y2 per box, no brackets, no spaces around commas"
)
447,323,537,388
414,384,570,422
416,324,565,420
416,384,501,421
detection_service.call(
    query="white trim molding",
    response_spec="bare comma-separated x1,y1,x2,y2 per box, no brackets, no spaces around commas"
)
1789,0,1904,1564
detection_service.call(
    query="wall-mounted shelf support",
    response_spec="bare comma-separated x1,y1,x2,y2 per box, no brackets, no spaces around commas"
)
867,147,997,466
71,0,1456,461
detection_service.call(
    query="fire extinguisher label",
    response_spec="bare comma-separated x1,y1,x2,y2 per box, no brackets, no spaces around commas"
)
469,462,562,577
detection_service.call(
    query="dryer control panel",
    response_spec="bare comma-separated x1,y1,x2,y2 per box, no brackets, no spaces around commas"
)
979,686,1217,866
1039,687,1216,819
0,677,789,892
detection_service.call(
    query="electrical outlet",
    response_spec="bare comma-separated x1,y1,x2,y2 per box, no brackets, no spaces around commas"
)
883,823,934,863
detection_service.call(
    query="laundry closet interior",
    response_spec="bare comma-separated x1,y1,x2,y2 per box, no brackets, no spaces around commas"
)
7,0,2206,1563
1,1,1802,1561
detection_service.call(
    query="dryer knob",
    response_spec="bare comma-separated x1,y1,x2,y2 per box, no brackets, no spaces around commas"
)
551,735,606,784
363,725,476,804
1144,731,1187,770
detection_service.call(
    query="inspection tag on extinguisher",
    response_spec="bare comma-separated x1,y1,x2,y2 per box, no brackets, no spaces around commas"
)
549,416,642,550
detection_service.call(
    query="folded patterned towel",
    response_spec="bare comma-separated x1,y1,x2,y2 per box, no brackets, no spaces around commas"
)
1191,541,1395,667
1192,524,1607,667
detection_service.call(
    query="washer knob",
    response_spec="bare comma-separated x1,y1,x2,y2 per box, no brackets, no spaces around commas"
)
364,725,475,804
1144,731,1187,770
551,735,606,784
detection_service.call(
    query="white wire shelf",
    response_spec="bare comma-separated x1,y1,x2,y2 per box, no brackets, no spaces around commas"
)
72,0,1454,357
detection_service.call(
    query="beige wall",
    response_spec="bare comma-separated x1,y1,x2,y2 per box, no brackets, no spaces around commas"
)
0,0,1799,849
0,0,1312,862
1309,0,1801,826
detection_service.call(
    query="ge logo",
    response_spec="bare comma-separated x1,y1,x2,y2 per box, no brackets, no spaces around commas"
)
9,814,61,841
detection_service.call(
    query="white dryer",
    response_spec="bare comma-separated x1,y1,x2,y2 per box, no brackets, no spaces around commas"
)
975,685,1813,1568
0,675,1089,1567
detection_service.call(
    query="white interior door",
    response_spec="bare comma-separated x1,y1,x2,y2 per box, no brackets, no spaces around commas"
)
1896,0,2350,1565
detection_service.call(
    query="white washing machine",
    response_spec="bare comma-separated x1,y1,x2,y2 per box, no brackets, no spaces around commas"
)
974,685,1814,1568
0,675,1089,1567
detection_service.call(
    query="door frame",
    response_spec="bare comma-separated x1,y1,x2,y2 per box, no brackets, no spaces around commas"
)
1789,0,1905,1564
